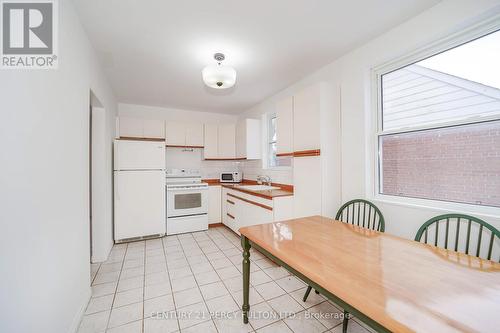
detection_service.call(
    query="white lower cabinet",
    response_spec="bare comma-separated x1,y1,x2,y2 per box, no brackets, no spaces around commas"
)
208,185,222,224
222,188,293,235
222,188,238,231
238,200,273,229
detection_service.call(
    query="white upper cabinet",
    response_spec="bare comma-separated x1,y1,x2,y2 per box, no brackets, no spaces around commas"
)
165,122,204,147
217,124,236,159
119,117,165,139
236,121,246,159
185,123,204,147
275,96,294,155
119,117,143,138
293,84,321,151
165,121,187,146
236,118,261,160
203,124,219,159
143,119,165,138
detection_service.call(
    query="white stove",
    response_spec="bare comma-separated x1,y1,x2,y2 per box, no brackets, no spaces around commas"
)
166,169,209,235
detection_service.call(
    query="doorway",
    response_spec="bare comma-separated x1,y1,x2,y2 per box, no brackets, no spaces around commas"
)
89,91,106,267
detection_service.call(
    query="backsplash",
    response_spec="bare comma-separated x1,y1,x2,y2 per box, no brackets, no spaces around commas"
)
165,147,241,179
240,159,293,185
166,147,293,184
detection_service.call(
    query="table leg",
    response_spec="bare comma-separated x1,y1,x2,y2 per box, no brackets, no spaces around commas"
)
343,311,349,333
241,236,251,324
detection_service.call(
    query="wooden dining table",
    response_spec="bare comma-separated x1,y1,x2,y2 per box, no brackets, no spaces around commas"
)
239,215,500,333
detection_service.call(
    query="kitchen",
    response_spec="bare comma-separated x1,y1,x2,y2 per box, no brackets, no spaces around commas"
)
113,81,333,242
2,1,500,333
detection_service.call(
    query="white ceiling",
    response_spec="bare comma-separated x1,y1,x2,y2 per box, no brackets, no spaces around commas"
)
74,0,441,114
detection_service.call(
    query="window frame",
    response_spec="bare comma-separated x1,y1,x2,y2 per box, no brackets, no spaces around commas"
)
268,113,277,167
370,16,500,216
262,112,291,170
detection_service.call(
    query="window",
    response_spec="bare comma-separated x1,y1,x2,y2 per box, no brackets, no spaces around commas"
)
377,29,500,208
268,114,278,167
265,113,291,169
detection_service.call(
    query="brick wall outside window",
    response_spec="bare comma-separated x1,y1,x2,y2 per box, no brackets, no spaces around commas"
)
380,121,500,207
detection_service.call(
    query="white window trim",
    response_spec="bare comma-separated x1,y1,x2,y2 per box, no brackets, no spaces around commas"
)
267,112,277,169
262,112,292,171
368,13,500,216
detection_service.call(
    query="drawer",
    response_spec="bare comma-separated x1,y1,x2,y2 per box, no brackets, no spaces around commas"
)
226,189,274,208
226,196,237,216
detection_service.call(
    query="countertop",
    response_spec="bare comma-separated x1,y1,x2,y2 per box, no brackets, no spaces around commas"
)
202,179,293,199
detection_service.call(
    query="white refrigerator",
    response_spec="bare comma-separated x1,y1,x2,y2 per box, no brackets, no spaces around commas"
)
114,140,166,241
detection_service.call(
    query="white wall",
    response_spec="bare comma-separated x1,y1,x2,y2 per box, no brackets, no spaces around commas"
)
0,1,117,333
166,147,240,179
119,103,238,124
91,106,115,263
240,0,500,239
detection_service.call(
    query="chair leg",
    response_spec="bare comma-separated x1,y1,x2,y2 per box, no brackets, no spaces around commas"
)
342,311,349,333
302,285,312,302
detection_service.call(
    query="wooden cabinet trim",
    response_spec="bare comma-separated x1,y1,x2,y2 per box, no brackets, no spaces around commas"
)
227,193,273,211
276,152,294,157
241,179,294,193
293,149,321,157
202,179,221,186
204,179,293,194
204,157,247,161
119,136,166,142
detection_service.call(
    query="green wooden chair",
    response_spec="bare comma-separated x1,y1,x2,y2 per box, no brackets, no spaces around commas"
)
334,199,386,232
415,213,500,262
302,199,386,333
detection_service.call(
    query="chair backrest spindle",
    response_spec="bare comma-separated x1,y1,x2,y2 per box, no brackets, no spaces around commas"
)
335,199,385,232
415,214,500,262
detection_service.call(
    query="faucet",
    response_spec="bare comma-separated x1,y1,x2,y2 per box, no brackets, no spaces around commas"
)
257,175,272,186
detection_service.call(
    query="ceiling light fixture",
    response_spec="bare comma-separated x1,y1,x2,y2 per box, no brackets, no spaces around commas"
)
202,53,236,89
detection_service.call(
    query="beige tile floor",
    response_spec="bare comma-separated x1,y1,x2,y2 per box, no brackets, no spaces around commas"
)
80,226,373,333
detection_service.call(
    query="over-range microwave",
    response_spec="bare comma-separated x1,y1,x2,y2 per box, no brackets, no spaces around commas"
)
220,172,242,183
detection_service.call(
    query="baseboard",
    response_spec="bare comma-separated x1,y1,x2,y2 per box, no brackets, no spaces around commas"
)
91,240,113,263
69,286,91,333
209,222,224,228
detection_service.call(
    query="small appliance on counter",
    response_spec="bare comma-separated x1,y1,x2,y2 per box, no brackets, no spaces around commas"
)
166,169,209,235
220,171,243,183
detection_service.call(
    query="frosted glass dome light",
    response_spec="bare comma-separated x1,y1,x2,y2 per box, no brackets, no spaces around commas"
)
202,53,237,89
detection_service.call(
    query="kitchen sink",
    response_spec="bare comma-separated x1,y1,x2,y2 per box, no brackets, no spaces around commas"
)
237,185,280,191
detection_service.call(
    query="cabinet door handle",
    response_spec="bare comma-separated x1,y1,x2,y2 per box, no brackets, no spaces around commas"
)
227,213,235,219
227,200,235,205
